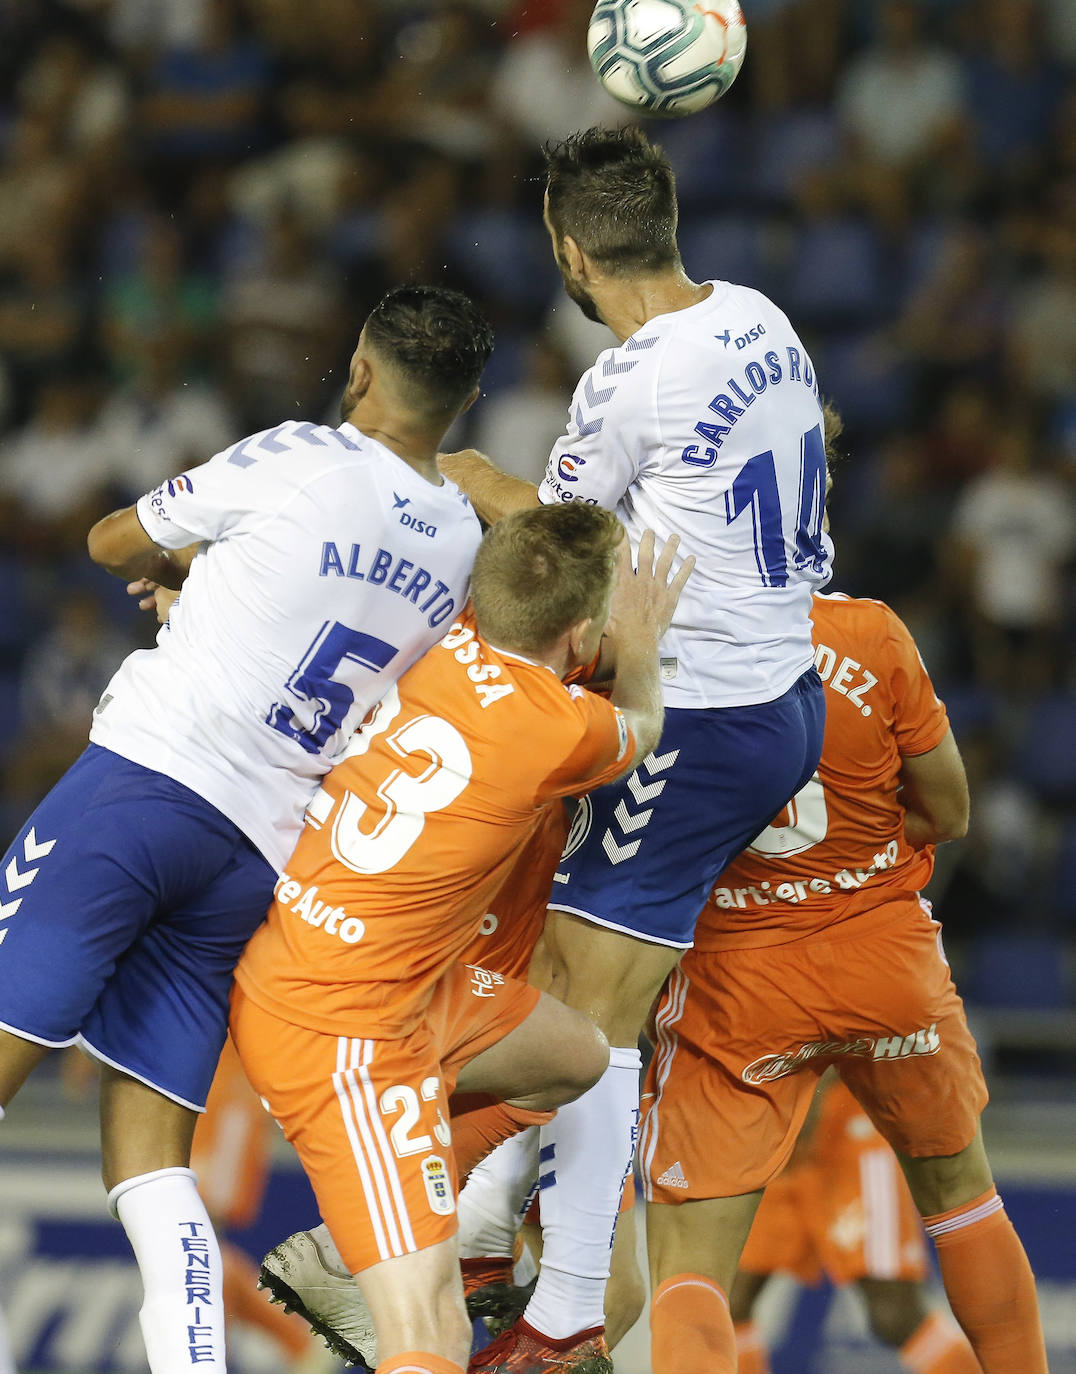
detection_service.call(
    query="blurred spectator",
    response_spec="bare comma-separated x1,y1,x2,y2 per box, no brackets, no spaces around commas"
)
836,0,968,169
100,214,220,380
950,420,1076,692
95,334,237,501
491,0,629,147
1006,219,1076,408
221,202,346,429
0,376,113,550
138,0,271,171
471,335,577,483
3,590,131,812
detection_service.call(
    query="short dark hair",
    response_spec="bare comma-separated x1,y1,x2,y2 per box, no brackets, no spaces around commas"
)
471,503,624,656
364,285,494,412
544,126,680,275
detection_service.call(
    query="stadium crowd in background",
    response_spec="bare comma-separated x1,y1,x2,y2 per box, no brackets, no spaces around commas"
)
0,0,1073,1012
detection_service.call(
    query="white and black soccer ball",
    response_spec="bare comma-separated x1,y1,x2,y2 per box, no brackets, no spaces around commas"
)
588,0,747,118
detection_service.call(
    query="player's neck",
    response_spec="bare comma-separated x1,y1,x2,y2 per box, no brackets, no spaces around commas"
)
597,273,712,343
344,408,444,485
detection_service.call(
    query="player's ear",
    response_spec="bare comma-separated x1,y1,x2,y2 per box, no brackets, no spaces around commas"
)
458,384,481,416
349,356,372,403
562,234,586,278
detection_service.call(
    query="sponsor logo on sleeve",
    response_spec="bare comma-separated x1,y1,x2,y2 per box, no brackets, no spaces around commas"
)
557,453,585,482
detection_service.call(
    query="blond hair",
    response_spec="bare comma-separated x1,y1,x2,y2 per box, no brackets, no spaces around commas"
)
471,503,624,656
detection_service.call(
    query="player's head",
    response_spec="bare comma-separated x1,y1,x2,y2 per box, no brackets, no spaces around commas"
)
341,285,494,425
470,502,624,667
820,397,844,530
543,126,681,321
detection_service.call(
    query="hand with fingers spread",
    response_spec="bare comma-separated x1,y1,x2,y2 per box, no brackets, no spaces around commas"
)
606,529,695,651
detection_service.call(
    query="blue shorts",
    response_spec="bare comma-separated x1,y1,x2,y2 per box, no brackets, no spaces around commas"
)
552,670,825,947
0,745,277,1110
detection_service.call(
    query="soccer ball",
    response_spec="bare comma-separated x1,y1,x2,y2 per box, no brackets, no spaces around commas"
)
588,0,747,118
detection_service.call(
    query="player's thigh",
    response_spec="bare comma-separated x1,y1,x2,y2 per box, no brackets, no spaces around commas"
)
548,679,823,951
231,987,459,1276
537,909,681,1045
453,987,608,1107
100,1066,200,1191
832,906,989,1166
640,960,824,1202
647,1192,763,1298
0,1030,50,1106
82,820,276,1113
0,747,168,1050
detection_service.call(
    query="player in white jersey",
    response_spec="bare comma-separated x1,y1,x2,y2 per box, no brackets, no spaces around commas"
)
436,128,830,1372
0,285,491,1374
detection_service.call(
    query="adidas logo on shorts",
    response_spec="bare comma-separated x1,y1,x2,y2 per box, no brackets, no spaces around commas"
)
656,1160,689,1189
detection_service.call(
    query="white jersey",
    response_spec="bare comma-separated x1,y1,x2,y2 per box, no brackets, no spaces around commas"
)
538,281,833,709
89,420,481,871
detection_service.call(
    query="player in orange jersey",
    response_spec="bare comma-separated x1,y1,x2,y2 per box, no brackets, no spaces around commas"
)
230,501,693,1374
641,588,1048,1374
731,1073,978,1373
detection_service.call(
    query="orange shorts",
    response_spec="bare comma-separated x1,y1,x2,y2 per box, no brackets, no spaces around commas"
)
739,1080,928,1285
640,899,988,1202
190,1035,272,1229
230,962,539,1274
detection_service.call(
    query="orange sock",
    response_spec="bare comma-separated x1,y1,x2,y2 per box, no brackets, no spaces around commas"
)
450,1096,555,1183
650,1273,736,1374
923,1186,1047,1373
375,1355,464,1374
219,1238,311,1359
734,1318,772,1374
899,1310,982,1372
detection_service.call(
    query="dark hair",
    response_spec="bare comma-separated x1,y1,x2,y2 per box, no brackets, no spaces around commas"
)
364,285,494,411
544,126,680,275
471,503,624,655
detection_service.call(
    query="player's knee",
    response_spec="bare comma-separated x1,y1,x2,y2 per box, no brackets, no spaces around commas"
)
533,1011,609,1108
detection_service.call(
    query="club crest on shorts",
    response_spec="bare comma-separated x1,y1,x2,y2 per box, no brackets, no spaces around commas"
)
560,795,593,864
421,1155,455,1216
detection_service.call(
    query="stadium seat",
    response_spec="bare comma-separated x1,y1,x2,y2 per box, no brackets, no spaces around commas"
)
778,218,891,327
962,934,1071,1010
654,107,751,212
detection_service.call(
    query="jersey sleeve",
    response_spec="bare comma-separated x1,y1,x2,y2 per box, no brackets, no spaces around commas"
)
537,351,647,510
135,429,283,548
881,604,949,757
537,688,634,801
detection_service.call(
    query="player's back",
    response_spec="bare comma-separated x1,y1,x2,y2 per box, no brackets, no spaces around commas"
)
235,609,631,1039
541,282,832,709
89,420,481,870
697,592,950,950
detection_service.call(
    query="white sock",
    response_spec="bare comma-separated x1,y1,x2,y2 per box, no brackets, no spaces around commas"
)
457,1125,541,1259
308,1222,352,1277
524,1046,641,1340
109,1167,226,1373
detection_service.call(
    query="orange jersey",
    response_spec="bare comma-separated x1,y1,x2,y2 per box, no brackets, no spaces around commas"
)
697,593,949,950
236,610,633,1039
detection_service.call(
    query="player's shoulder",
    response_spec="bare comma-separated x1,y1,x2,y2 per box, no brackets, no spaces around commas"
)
811,591,917,661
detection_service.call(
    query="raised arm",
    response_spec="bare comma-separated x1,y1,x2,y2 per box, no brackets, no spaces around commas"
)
437,449,540,523
898,726,970,849
87,506,201,586
604,530,694,771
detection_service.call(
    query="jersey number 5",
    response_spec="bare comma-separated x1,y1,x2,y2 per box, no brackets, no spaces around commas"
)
267,621,399,755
